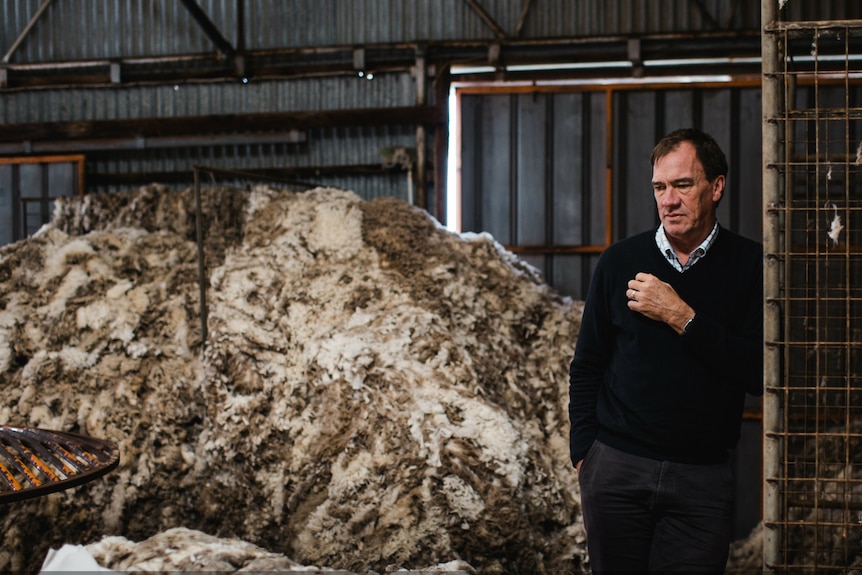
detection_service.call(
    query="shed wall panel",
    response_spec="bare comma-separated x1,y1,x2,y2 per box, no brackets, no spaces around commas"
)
551,93,585,247
477,95,513,243
1,0,855,67
0,74,419,123
515,93,547,246
615,90,658,240
3,0,842,64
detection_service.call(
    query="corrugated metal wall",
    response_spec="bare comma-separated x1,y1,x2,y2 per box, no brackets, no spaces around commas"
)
0,74,419,122
0,74,421,201
0,0,767,57
4,0,857,60
0,0,857,224
459,90,608,299
0,0,854,210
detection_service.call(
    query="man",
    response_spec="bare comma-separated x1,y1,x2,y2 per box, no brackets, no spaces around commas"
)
569,128,763,573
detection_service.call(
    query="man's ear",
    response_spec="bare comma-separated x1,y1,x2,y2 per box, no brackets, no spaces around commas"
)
712,175,726,203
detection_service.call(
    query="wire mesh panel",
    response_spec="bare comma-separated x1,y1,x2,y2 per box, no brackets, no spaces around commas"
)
763,8,862,573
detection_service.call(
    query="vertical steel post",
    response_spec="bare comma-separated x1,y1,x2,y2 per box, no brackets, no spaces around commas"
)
761,0,782,571
415,46,427,209
193,166,209,344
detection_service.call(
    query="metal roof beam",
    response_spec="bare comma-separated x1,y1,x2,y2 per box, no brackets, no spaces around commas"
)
2,0,55,64
463,0,507,40
178,0,236,58
690,0,721,30
514,0,535,38
0,105,445,144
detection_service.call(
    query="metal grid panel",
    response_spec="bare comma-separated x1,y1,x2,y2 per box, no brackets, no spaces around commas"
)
763,11,862,574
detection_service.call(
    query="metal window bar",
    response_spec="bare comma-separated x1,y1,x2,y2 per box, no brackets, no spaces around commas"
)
763,6,862,573
19,196,51,239
191,165,319,343
0,155,85,246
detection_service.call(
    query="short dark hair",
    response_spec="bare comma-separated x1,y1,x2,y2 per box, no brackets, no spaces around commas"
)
650,128,728,182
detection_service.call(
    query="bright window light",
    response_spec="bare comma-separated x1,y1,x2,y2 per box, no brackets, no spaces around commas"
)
446,85,460,232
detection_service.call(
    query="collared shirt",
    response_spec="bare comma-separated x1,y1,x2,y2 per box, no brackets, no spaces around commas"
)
655,222,719,272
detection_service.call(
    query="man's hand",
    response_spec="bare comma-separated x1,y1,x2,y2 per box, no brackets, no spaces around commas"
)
626,272,695,334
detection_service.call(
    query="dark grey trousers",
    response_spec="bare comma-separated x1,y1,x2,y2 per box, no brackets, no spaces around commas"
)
577,440,734,574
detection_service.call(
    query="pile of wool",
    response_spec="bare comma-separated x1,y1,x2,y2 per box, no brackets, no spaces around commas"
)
83,527,474,573
0,184,587,574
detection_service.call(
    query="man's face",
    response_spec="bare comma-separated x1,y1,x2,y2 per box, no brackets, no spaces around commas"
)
651,141,724,250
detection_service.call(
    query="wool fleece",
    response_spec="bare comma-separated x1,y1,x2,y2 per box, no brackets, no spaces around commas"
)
0,184,587,574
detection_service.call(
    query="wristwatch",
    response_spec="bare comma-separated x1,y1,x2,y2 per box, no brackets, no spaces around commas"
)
682,315,695,334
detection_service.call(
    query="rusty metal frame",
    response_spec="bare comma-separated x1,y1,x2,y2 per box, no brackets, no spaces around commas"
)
451,83,615,256
762,4,862,572
761,0,782,569
0,426,119,504
0,154,86,197
452,75,762,258
0,154,87,244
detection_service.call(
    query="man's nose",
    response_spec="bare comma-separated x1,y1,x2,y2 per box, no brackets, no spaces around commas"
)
660,187,681,206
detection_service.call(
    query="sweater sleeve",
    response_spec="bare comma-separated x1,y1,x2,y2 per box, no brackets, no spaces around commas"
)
568,258,614,466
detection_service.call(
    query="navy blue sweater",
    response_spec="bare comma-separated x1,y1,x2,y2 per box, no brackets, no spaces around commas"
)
568,227,763,465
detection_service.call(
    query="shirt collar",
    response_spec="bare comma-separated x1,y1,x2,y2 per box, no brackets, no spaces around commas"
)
655,222,719,272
